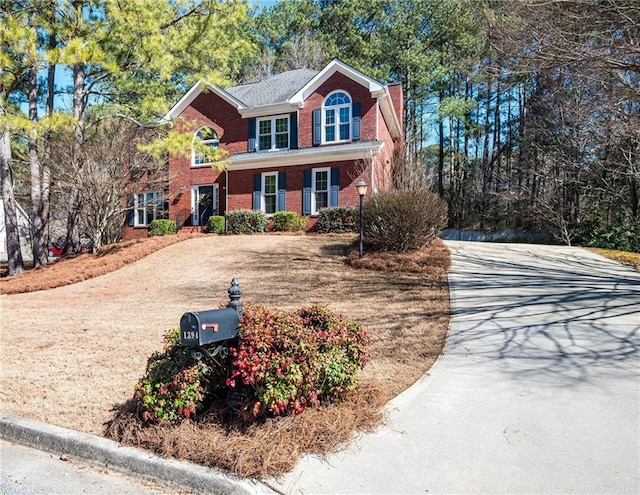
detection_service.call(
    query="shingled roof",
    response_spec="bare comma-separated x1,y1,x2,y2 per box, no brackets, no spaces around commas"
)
225,68,319,107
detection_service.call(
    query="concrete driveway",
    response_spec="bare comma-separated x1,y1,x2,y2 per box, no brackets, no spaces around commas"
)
267,242,640,494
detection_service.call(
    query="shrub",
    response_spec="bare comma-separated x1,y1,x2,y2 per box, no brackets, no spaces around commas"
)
148,219,177,237
316,206,358,233
133,329,211,424
272,211,308,232
363,190,447,252
230,303,369,417
207,215,225,234
573,216,640,253
134,304,369,423
225,209,267,234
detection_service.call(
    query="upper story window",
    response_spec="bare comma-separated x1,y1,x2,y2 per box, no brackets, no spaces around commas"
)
192,126,219,166
258,115,289,151
323,91,351,143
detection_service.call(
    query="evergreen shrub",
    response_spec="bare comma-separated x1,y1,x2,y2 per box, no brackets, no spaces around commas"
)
316,206,358,233
133,304,369,423
272,211,308,232
225,209,267,234
207,215,225,234
148,219,177,236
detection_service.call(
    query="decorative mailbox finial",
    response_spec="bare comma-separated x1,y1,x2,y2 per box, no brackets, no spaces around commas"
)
227,278,243,318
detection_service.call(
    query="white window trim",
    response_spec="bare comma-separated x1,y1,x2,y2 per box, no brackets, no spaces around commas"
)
191,184,219,226
257,114,290,152
311,167,331,215
134,191,164,226
261,171,278,215
192,126,219,166
322,90,352,144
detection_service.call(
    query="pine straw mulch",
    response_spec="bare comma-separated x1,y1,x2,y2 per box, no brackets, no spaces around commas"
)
104,238,451,480
0,234,202,294
106,382,387,479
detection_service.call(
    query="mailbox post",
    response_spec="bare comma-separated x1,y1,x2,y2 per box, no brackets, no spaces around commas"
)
179,278,244,424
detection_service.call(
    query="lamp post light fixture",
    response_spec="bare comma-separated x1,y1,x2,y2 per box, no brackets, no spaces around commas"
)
356,179,367,258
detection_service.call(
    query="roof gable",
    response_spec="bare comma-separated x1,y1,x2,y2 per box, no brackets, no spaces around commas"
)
161,81,246,123
290,59,386,104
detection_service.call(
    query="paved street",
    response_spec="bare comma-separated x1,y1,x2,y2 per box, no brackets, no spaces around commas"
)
0,439,181,495
267,242,640,494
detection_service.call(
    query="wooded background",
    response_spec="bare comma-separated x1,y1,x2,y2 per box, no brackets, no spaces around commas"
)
1,0,638,275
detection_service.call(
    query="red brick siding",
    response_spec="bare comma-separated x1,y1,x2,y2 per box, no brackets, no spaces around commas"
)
388,83,404,133
226,161,372,214
299,72,378,147
178,93,247,155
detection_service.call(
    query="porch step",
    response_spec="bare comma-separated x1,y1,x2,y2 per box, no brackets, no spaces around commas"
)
178,226,206,234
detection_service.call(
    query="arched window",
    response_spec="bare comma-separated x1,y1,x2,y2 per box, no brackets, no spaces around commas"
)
192,126,219,165
323,91,351,143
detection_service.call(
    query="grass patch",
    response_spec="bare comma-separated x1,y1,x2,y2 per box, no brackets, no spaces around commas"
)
588,248,640,272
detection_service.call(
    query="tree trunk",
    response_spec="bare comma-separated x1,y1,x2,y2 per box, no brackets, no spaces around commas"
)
29,66,48,267
1,117,25,276
64,61,87,255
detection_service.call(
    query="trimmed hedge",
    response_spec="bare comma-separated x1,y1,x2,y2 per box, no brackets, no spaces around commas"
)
316,206,358,233
363,190,447,252
148,219,177,237
207,215,225,234
225,209,267,234
272,211,308,232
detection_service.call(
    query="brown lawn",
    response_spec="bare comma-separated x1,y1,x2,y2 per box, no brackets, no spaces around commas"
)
0,233,450,478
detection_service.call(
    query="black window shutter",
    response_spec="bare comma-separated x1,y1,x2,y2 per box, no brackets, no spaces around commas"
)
312,109,321,146
352,103,361,141
290,112,298,149
277,171,287,211
303,169,312,215
330,168,340,207
252,173,261,210
127,194,135,226
248,118,256,152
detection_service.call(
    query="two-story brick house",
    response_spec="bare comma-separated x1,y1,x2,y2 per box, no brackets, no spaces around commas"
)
123,59,403,240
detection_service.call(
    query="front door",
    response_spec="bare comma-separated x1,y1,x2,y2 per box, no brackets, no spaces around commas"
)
192,185,218,226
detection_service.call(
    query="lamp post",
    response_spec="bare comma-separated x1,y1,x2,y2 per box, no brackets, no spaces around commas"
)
356,179,367,258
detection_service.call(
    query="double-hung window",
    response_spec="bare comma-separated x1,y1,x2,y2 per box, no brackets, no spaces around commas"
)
192,126,219,166
134,191,165,226
258,115,289,151
262,172,278,214
323,91,351,143
312,168,330,213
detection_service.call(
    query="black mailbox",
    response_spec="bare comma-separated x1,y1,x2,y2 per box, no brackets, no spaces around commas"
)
180,307,239,347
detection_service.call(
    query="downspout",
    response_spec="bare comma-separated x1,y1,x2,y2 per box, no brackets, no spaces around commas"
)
224,169,229,232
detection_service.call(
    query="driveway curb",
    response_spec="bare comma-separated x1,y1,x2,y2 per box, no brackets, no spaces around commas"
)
0,413,274,495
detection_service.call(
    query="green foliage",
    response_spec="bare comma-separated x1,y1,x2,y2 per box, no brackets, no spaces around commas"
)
363,190,447,252
134,305,369,423
316,206,358,233
272,211,308,232
134,329,210,424
207,215,226,234
230,304,369,418
225,209,267,234
148,219,176,237
573,217,640,253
